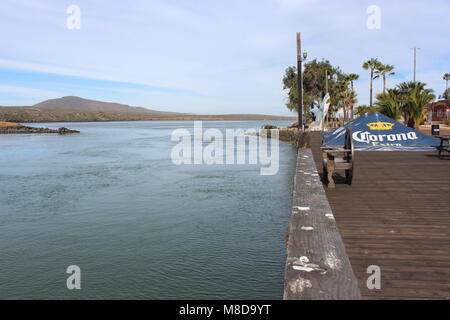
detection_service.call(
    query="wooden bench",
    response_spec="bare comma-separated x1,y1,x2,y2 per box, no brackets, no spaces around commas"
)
436,135,450,160
321,128,354,188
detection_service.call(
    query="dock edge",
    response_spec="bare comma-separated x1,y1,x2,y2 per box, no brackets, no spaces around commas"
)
283,148,361,300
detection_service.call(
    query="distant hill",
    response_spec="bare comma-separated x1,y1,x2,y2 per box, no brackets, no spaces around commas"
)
0,96,295,123
34,96,182,116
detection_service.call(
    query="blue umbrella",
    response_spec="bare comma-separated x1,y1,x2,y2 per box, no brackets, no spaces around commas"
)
323,112,439,151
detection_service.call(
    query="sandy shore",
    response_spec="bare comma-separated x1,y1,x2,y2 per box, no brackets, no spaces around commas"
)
0,121,20,127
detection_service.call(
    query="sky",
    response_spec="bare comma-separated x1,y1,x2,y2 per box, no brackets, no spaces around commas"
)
0,0,449,115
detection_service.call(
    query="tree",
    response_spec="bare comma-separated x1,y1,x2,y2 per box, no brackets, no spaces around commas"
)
374,64,395,93
283,59,343,121
362,58,381,106
443,73,450,94
302,59,343,112
375,89,403,121
341,88,358,123
443,73,450,100
355,105,378,116
282,66,298,112
397,81,435,128
443,88,450,101
344,73,359,120
335,78,356,122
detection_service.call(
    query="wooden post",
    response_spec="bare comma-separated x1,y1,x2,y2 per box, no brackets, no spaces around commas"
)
297,32,303,132
327,157,336,188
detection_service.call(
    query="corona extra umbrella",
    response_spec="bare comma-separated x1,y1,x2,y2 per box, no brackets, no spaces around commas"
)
323,112,439,151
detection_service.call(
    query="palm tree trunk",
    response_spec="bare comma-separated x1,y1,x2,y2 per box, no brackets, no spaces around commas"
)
383,75,387,94
346,104,350,123
370,69,373,106
407,115,415,128
350,81,355,120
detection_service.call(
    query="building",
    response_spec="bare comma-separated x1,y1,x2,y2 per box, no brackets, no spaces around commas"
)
427,100,450,122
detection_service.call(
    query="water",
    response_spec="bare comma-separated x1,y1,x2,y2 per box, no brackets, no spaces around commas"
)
0,120,296,299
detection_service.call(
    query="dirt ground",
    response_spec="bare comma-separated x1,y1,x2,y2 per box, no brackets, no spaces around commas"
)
419,124,450,136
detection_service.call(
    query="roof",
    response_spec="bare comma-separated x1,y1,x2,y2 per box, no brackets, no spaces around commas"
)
427,100,449,109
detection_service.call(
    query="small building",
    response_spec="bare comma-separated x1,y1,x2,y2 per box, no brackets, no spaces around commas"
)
427,100,450,122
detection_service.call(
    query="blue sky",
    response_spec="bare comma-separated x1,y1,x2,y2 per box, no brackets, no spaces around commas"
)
0,0,449,115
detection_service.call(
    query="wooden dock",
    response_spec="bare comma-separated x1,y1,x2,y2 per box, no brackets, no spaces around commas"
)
306,132,450,300
284,148,361,300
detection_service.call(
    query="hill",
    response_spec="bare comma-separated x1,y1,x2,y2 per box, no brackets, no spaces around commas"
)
34,96,181,116
0,96,295,123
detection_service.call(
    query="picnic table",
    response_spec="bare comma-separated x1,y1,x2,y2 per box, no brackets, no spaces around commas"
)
436,135,450,159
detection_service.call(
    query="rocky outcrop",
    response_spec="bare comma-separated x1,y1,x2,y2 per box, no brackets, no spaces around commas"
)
259,124,299,145
56,127,79,134
261,125,279,130
0,125,80,134
278,128,299,144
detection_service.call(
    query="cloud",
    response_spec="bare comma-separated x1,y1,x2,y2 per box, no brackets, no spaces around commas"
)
0,58,192,94
0,85,62,98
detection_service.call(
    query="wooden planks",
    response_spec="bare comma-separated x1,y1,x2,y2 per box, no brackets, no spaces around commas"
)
284,148,361,300
309,132,450,300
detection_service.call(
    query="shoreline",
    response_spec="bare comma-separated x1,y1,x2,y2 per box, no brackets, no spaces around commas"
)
19,118,296,124
0,107,296,123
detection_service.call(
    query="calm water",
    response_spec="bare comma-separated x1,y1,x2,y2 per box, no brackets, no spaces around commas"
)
0,121,296,299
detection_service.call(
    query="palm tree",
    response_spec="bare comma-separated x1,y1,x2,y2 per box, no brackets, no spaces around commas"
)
327,103,339,124
355,105,378,116
443,88,450,101
336,78,358,123
375,89,403,121
397,81,435,128
362,58,381,107
345,73,360,119
335,79,349,122
341,89,358,123
374,64,395,93
443,73,450,92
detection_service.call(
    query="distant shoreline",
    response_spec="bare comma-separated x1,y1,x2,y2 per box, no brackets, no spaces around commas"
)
0,108,295,123
0,96,296,123
19,116,296,123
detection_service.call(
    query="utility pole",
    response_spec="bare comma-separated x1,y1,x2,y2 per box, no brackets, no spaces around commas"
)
325,70,328,95
412,47,420,82
296,32,303,131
